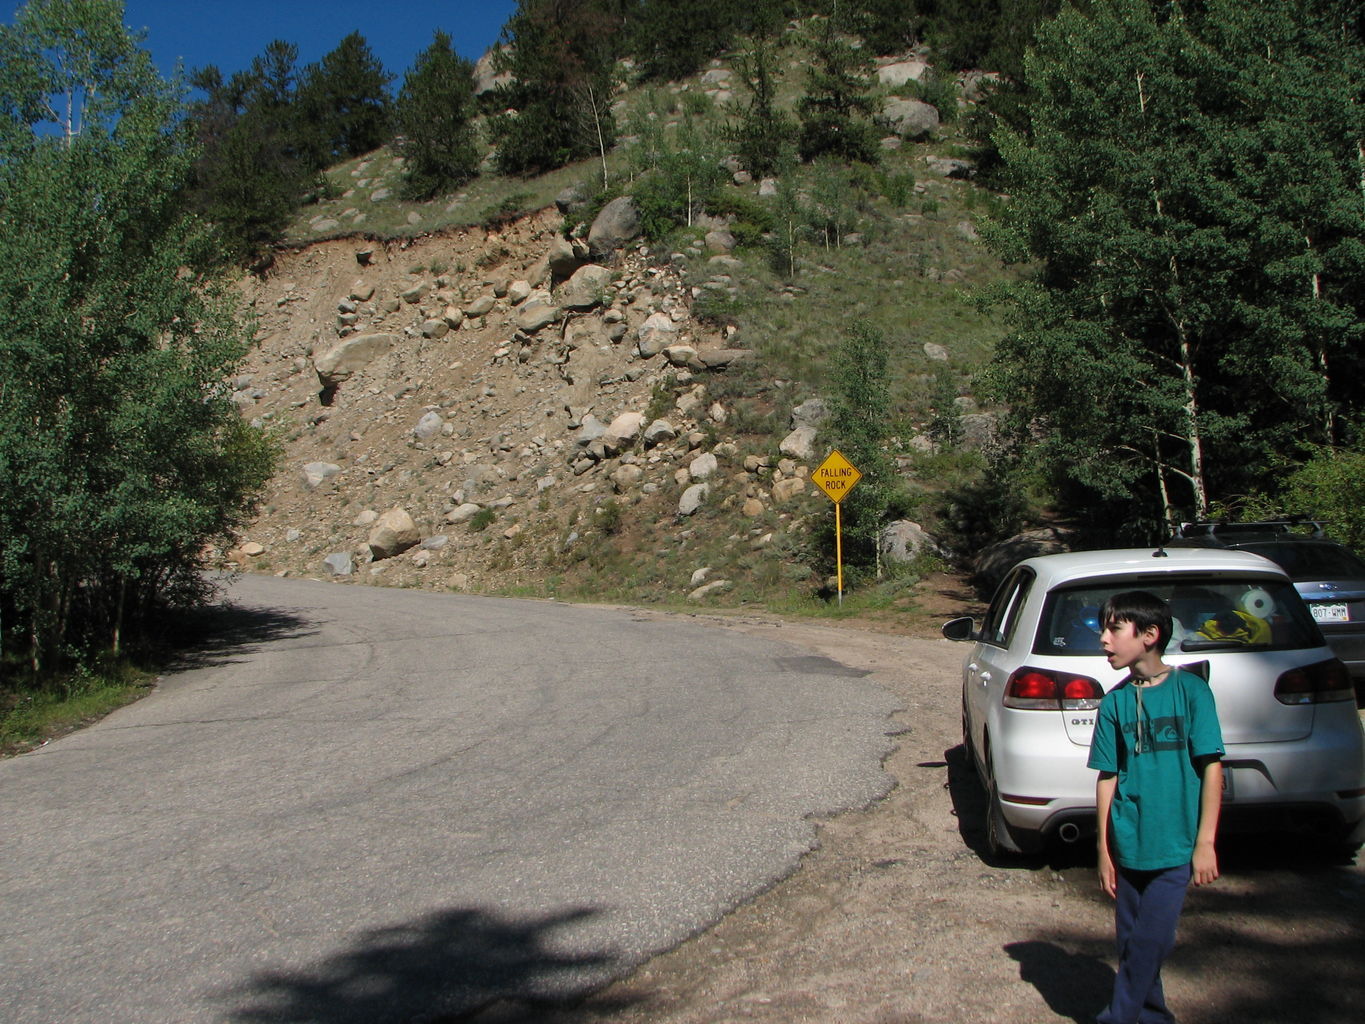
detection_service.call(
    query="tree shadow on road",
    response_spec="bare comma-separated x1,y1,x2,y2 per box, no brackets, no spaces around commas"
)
222,905,642,1024
155,598,318,673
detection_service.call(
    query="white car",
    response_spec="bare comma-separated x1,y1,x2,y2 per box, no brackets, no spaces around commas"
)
943,548,1365,857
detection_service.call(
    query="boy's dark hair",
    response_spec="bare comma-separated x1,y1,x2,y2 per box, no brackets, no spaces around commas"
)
1100,590,1173,654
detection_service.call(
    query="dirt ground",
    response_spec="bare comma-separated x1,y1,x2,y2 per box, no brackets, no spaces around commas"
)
470,575,1365,1024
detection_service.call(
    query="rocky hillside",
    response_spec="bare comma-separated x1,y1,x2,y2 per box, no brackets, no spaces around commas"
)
225,201,807,597
222,55,1008,608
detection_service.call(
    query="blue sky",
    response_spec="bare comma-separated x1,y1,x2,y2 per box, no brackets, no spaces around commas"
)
117,1,519,85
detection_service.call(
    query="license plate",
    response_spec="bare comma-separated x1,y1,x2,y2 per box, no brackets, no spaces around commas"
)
1311,603,1349,623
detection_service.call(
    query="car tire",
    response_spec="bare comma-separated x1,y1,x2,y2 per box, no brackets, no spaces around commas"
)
986,776,1023,858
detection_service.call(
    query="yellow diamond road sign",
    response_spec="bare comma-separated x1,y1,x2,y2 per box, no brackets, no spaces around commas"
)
812,450,862,503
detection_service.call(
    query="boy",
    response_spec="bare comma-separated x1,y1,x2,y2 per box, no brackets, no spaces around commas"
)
1088,590,1224,1024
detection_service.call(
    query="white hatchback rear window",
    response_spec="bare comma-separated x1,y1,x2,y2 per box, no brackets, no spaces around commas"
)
1034,576,1322,656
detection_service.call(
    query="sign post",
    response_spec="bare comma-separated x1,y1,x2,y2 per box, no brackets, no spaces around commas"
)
811,450,862,605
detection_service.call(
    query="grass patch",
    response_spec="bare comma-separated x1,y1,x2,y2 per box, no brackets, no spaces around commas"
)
1,663,155,757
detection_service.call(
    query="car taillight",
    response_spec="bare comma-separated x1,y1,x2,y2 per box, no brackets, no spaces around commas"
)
1004,668,1104,710
1274,658,1353,704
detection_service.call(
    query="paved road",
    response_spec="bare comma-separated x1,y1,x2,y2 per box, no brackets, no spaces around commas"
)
0,576,900,1024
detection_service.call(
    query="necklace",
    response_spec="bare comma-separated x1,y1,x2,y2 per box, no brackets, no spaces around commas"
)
1133,667,1170,686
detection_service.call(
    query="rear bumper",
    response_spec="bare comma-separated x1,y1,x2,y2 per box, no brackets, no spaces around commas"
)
998,793,1364,851
993,718,1365,848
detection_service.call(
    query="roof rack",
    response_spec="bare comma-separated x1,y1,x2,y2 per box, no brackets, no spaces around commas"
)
1173,518,1326,540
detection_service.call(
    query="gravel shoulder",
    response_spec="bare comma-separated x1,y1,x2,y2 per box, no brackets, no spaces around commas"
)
496,598,1365,1024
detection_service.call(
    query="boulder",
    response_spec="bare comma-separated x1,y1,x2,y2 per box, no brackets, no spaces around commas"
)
367,508,421,560
883,98,940,140
772,477,807,504
688,579,732,601
554,185,586,213
879,521,942,565
464,294,496,317
688,452,719,481
547,234,583,282
878,60,929,87
678,483,709,517
473,45,513,95
697,348,753,370
516,301,560,333
602,411,646,453
588,196,641,256
575,414,608,446
421,319,450,339
636,312,678,358
779,426,818,461
704,228,736,254
663,345,701,369
791,398,829,430
560,264,613,310
302,461,342,489
961,412,999,450
610,464,644,492
925,155,974,179
445,503,483,525
974,527,1077,592
323,552,354,576
413,411,444,442
313,333,395,388
643,419,677,446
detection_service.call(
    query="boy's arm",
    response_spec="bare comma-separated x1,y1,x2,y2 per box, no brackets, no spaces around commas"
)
1096,772,1118,898
1192,755,1222,886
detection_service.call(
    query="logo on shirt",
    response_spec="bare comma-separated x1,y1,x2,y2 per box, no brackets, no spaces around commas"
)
1122,716,1186,752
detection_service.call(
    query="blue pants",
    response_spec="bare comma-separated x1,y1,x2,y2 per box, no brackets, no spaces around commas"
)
1097,862,1192,1024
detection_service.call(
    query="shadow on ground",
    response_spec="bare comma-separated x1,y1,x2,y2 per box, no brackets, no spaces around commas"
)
222,905,642,1024
157,597,317,673
1005,940,1113,1023
1015,849,1365,1024
943,743,1092,871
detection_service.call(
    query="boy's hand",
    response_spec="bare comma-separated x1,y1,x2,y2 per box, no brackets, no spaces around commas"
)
1191,839,1219,886
1098,846,1117,898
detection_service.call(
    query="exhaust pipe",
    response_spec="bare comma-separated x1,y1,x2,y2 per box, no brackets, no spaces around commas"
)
1058,822,1082,844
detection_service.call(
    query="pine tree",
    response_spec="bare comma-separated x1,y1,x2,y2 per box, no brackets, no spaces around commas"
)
297,31,394,163
726,36,797,179
489,0,619,176
796,17,878,164
395,31,480,199
186,40,317,261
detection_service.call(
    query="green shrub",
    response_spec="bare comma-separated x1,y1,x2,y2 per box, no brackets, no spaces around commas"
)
681,91,714,117
910,69,960,125
877,168,916,208
468,508,497,532
596,499,625,536
1279,446,1365,550
480,193,534,229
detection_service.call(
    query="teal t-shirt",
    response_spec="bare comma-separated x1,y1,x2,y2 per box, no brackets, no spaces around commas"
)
1087,667,1224,871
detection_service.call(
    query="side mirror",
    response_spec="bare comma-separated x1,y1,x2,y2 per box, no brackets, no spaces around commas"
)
942,616,977,642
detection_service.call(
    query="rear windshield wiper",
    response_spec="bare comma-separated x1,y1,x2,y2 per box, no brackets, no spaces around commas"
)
1179,639,1262,652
